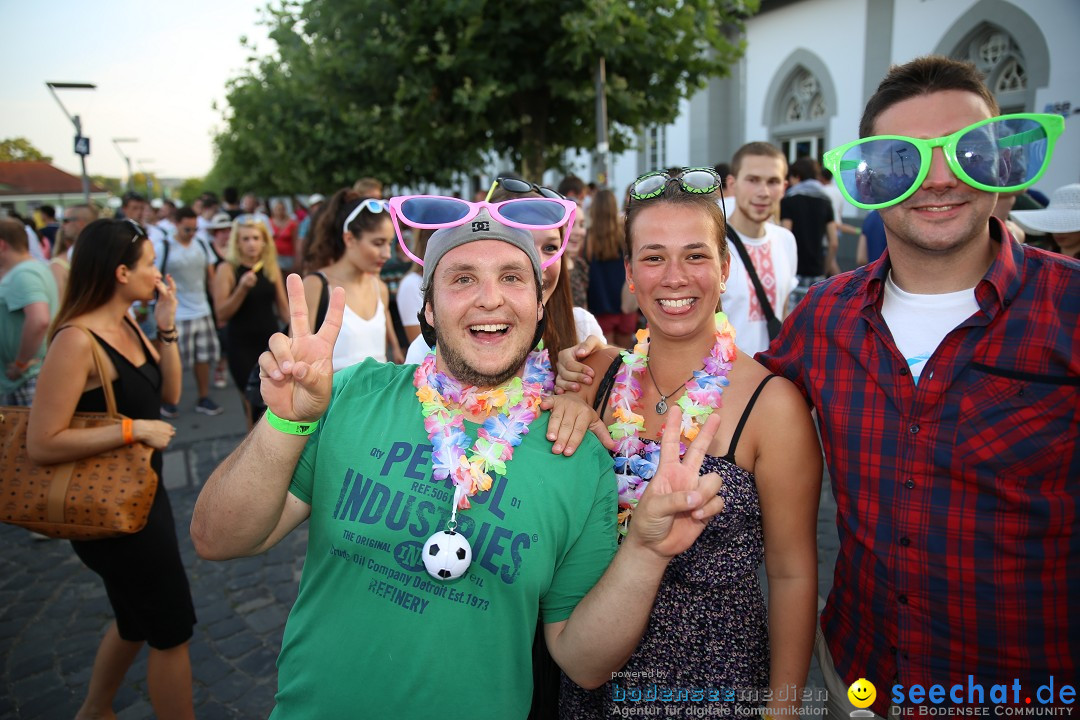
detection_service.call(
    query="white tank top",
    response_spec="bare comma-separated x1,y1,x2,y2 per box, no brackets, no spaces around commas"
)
332,296,387,370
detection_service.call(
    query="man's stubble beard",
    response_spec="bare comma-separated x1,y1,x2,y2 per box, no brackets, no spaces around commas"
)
432,317,534,389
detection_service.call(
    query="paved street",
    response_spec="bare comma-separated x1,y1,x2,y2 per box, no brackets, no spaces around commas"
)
1,368,840,718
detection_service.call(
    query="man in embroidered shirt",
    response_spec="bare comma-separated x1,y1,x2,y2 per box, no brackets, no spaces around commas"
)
758,55,1080,717
721,141,798,354
191,209,726,719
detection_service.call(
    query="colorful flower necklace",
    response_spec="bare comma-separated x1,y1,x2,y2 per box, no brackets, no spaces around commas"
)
414,348,553,580
607,312,737,532
415,348,554,510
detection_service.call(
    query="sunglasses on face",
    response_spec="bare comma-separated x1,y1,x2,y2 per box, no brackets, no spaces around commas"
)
485,177,565,202
629,167,722,202
823,113,1064,210
342,198,389,235
388,195,577,270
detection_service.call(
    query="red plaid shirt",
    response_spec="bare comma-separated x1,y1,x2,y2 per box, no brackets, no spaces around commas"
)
758,220,1080,713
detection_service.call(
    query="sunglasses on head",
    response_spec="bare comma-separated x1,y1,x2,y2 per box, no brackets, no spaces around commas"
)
342,198,389,235
388,195,577,269
124,219,147,242
823,113,1064,210
485,177,565,202
629,167,722,202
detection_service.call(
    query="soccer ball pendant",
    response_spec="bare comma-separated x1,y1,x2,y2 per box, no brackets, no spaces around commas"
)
422,530,472,581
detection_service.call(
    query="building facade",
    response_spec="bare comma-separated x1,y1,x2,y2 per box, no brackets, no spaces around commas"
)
566,0,1078,220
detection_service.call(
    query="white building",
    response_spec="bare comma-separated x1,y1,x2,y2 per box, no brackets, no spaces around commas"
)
552,0,1079,220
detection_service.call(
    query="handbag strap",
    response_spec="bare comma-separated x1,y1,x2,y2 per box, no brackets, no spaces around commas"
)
725,224,779,325
60,325,120,418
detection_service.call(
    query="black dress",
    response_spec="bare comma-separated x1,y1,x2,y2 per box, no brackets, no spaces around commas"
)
69,319,196,649
225,264,281,391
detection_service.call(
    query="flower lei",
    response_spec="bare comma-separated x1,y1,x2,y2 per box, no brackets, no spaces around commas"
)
414,348,554,510
607,312,737,531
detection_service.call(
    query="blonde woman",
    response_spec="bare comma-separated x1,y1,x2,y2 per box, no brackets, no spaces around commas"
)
211,218,288,425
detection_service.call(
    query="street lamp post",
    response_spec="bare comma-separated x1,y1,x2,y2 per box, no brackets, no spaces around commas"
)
45,81,96,204
113,138,139,191
137,159,156,198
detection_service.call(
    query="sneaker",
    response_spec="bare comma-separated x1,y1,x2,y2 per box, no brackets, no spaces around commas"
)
161,403,180,419
212,366,227,389
195,397,224,416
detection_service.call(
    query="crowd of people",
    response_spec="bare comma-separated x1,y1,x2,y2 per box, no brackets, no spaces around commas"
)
1,54,1077,718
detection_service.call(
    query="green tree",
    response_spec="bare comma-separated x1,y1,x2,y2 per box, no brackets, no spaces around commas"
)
90,175,123,196
176,177,206,206
0,137,53,163
212,0,756,189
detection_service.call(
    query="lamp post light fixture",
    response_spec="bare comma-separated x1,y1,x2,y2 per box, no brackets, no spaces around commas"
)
112,138,139,191
45,81,97,204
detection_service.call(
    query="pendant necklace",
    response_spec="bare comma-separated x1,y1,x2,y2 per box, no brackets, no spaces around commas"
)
645,362,695,415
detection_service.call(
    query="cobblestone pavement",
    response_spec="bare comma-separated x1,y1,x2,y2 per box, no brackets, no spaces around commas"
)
1,374,840,718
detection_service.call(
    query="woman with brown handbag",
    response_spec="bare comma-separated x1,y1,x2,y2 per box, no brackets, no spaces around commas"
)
27,218,196,720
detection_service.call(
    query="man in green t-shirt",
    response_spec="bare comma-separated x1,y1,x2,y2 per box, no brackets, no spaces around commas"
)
191,206,726,718
0,218,59,406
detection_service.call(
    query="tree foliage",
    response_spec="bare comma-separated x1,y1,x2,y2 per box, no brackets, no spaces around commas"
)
0,137,53,163
211,0,756,192
176,177,207,206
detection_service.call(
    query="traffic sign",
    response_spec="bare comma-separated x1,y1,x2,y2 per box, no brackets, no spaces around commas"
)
74,136,90,156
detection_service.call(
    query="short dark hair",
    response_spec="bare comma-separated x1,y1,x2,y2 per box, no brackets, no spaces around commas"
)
39,205,57,220
789,157,821,183
0,218,29,252
175,206,197,222
730,142,786,178
223,186,239,204
121,191,147,207
712,162,731,187
860,55,1000,138
557,174,586,198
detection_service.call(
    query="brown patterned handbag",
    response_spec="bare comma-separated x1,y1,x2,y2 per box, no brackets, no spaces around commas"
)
0,326,158,540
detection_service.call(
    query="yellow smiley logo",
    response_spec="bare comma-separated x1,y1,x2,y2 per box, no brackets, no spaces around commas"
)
847,678,877,709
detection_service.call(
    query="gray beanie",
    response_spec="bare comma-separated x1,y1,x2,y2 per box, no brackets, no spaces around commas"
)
422,209,541,289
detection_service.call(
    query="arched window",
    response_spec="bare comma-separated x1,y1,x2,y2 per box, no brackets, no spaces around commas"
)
935,1,1049,117
957,26,1028,113
775,66,828,164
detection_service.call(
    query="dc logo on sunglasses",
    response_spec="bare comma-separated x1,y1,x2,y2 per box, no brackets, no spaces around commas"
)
472,221,490,232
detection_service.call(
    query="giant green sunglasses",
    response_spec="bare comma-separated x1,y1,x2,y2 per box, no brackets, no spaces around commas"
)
823,113,1064,210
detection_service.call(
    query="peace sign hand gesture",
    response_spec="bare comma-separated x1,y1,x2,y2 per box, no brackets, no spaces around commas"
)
258,273,345,423
623,407,726,560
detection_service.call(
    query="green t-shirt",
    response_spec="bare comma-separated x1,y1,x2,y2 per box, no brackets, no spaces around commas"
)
273,359,618,720
0,259,58,394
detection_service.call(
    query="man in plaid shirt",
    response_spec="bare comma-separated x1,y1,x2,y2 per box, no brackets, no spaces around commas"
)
759,56,1079,716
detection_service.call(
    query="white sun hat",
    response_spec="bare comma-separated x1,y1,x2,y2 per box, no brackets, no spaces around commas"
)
1011,184,1080,235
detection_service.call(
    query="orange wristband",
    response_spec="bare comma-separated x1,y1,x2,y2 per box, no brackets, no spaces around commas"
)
122,418,135,445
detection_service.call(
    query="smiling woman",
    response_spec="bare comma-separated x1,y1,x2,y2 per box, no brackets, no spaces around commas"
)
556,173,823,719
303,188,403,370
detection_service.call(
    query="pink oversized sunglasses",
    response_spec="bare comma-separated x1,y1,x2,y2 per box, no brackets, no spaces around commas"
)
388,194,577,269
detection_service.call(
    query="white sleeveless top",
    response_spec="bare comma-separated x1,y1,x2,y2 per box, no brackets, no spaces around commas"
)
332,296,387,370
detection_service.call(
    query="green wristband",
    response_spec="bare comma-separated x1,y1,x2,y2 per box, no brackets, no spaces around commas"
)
265,408,319,435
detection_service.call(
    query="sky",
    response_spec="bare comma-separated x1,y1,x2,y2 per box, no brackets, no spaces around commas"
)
0,0,273,181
